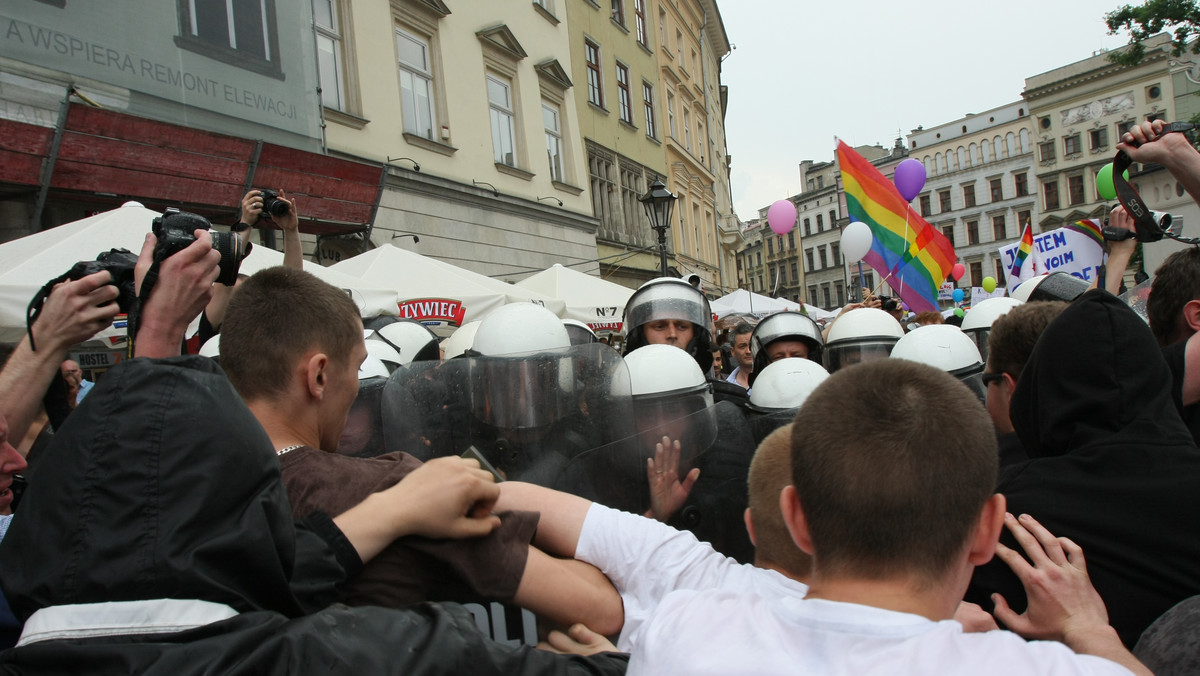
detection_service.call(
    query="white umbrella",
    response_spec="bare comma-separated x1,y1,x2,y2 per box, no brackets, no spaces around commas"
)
424,258,566,318
710,288,801,320
238,246,398,318
515,263,633,333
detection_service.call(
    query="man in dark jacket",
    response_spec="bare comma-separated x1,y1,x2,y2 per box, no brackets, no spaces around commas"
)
0,355,628,674
967,290,1200,647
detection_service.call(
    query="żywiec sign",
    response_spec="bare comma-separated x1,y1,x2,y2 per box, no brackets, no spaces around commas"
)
398,298,466,327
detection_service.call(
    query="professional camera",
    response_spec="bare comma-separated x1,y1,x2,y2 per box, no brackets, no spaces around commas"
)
25,247,139,350
152,208,252,286
258,189,290,218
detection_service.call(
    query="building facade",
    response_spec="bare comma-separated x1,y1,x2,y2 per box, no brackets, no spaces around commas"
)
907,101,1038,295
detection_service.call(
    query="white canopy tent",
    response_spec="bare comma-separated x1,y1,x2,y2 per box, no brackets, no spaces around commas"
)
515,263,633,333
330,244,564,336
0,202,399,344
709,288,838,322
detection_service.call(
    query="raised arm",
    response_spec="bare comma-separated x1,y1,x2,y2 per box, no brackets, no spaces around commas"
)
1118,119,1200,210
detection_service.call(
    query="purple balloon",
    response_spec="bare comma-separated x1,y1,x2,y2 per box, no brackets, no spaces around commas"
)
893,158,926,202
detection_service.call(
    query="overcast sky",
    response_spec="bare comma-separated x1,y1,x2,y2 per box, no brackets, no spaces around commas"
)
720,0,1136,220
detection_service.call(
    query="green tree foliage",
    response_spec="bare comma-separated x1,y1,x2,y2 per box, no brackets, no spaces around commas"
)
1106,0,1200,65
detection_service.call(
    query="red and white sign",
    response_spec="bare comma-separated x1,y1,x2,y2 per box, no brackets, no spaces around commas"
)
588,322,622,333
398,298,466,326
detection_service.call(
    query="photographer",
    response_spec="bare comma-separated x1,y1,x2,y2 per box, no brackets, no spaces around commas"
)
197,189,301,349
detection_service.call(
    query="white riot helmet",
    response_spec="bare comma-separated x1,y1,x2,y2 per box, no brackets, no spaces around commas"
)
441,320,481,360
375,319,440,365
358,354,390,380
751,311,824,371
198,334,221,359
824,307,905,373
624,344,717,455
890,324,985,400
562,318,600,346
621,278,714,371
364,335,403,374
470,303,572,430
747,357,830,413
1011,272,1088,303
961,297,1023,362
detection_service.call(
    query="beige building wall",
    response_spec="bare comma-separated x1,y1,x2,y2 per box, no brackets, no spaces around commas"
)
315,0,597,280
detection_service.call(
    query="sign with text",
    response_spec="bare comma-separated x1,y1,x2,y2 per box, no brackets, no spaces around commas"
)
997,227,1105,282
970,287,1007,301
938,282,955,301
1,1,321,141
398,298,467,327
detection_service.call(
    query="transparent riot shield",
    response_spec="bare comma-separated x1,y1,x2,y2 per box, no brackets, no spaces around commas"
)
746,407,798,448
379,343,635,484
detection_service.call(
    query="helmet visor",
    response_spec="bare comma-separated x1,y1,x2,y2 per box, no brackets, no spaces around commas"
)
824,339,896,373
624,282,712,336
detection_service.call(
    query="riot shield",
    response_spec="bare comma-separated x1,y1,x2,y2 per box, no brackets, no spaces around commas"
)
379,343,635,485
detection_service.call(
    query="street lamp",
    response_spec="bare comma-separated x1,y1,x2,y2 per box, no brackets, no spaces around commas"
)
640,179,677,276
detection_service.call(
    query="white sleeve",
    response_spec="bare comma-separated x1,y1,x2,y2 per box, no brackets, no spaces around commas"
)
574,503,748,651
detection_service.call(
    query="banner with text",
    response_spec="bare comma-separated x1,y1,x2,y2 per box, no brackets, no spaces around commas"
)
997,226,1105,283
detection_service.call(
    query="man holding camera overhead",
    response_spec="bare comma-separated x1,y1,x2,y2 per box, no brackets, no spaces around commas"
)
196,189,302,349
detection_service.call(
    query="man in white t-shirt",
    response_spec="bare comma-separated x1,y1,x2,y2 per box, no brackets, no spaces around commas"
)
497,424,807,652
627,359,1148,676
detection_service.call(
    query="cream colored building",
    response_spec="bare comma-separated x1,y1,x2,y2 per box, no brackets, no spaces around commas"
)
655,0,732,294
567,0,672,289
313,0,598,280
1024,34,1176,232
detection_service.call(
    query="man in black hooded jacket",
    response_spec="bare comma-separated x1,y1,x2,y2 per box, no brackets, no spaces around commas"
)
966,290,1200,647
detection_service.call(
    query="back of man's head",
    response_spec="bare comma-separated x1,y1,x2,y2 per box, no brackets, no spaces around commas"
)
987,301,1069,379
1149,247,1200,347
221,266,361,402
791,359,997,583
747,423,811,579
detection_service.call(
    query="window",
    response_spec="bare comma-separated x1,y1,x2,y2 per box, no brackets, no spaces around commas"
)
1018,210,1031,229
767,238,774,256
805,249,814,271
992,214,1006,241
994,259,1006,286
809,286,818,305
1014,172,1029,197
818,247,828,269
396,28,436,140
1063,134,1081,156
1039,141,1056,162
634,0,648,46
1068,175,1085,205
823,285,832,308
313,0,344,109
777,235,783,253
787,231,795,249
616,63,633,124
676,29,682,62
989,178,1002,202
642,82,656,138
611,0,625,26
831,242,841,266
487,74,516,167
970,262,983,287
919,194,932,217
790,261,799,283
816,214,824,232
967,220,979,245
178,0,281,78
963,184,976,208
1043,181,1060,210
683,109,691,150
803,218,811,236
588,151,616,222
835,282,844,306
756,252,762,266
828,210,837,227
585,40,603,107
543,102,563,182
666,91,676,137
942,224,955,247
1117,120,1134,141
658,8,667,46
1090,128,1108,151
939,189,952,213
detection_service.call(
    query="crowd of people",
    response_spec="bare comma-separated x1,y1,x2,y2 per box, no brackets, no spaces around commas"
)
0,120,1198,674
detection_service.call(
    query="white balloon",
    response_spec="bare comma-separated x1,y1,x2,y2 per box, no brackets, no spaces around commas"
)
841,221,874,264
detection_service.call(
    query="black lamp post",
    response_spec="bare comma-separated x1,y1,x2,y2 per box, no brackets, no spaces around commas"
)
640,179,677,277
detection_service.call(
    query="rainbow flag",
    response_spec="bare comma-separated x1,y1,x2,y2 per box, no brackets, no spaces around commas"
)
1010,223,1034,277
836,141,956,313
1065,219,1104,248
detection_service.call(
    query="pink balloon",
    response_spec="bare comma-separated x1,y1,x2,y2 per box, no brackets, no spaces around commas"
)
893,158,927,202
767,200,797,236
950,263,965,282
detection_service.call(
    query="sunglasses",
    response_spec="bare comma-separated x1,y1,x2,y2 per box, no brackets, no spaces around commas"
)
980,371,1007,387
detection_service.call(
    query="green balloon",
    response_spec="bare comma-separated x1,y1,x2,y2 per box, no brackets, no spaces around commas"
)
982,276,997,293
1097,164,1131,201
954,308,965,319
